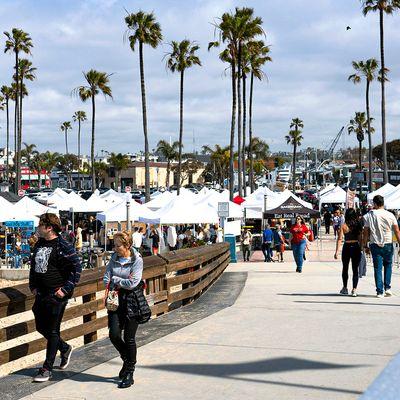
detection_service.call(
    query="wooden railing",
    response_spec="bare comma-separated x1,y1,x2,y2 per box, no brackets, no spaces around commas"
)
0,243,230,366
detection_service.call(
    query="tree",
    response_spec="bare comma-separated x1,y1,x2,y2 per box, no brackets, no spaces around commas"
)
285,118,304,191
60,121,72,154
373,139,400,168
348,112,373,171
30,151,47,188
165,40,201,195
20,142,38,187
109,152,130,189
4,28,33,192
245,40,271,192
125,11,162,202
73,69,112,191
156,139,179,188
72,110,87,189
57,153,79,189
173,157,203,185
362,0,400,183
202,144,230,186
348,58,379,191
93,161,108,188
246,136,269,160
41,151,60,188
1,85,13,181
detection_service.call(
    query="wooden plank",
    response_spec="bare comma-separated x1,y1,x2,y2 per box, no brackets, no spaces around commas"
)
168,258,229,304
146,290,168,304
0,298,105,343
0,316,109,365
83,293,97,344
167,252,230,288
150,302,168,315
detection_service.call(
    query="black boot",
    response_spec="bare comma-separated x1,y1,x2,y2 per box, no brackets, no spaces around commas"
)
118,360,127,380
118,372,134,388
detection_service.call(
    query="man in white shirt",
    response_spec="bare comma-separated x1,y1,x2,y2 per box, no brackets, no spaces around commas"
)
132,227,143,251
363,195,400,298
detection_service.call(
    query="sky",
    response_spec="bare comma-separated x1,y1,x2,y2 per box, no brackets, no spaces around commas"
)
0,0,399,157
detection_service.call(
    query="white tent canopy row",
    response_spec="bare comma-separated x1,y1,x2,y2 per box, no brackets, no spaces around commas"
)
383,185,400,209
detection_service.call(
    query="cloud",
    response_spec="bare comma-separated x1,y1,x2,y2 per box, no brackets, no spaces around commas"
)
0,0,399,156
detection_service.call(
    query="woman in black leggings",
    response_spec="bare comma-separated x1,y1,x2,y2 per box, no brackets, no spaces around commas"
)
334,208,363,297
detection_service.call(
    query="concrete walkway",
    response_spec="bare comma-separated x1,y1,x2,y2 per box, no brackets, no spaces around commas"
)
21,236,400,400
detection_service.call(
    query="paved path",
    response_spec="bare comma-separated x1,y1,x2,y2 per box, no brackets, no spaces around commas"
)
21,236,400,400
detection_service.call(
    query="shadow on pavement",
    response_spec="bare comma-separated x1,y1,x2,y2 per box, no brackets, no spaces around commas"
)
294,300,400,307
278,293,378,298
142,356,365,396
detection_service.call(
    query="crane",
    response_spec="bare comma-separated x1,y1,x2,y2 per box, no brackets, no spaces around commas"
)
326,126,345,160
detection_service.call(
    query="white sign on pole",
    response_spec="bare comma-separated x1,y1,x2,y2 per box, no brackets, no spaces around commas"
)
218,202,229,218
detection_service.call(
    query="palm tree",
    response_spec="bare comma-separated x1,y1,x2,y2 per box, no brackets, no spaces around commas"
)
246,40,271,192
156,139,180,188
124,11,163,202
73,69,112,191
285,118,304,191
348,58,379,191
362,0,400,184
30,151,46,188
20,142,38,187
202,144,231,186
72,110,87,189
57,154,79,189
41,151,60,188
234,7,264,197
60,121,72,155
348,112,374,171
165,40,201,195
245,137,269,186
15,59,36,178
93,161,108,188
108,152,131,189
4,28,33,192
1,85,13,181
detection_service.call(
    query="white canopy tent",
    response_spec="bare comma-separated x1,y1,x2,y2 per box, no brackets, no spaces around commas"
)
383,186,400,209
318,184,336,198
145,191,175,210
139,195,219,225
14,196,55,216
367,183,396,204
319,186,359,209
96,200,156,223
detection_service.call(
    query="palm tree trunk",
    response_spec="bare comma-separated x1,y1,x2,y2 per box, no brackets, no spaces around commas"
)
177,69,184,195
91,94,96,191
18,77,23,191
359,141,362,171
379,9,388,184
292,143,296,192
366,80,373,192
139,41,150,202
237,43,243,197
249,72,254,193
242,73,247,196
229,61,237,201
65,130,69,155
5,99,9,182
14,51,20,193
166,160,170,188
78,120,81,190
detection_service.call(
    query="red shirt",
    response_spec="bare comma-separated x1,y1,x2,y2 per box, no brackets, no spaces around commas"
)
290,224,309,244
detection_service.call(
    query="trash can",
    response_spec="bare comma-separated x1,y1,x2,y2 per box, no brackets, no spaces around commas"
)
224,234,237,263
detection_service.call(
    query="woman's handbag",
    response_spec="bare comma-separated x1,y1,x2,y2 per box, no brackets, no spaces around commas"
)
132,281,151,324
105,283,119,311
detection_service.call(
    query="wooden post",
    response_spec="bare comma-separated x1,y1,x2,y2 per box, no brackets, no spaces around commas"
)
83,293,97,344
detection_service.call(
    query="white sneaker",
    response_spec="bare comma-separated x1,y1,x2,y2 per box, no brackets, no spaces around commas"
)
376,293,384,298
351,289,357,297
385,290,393,297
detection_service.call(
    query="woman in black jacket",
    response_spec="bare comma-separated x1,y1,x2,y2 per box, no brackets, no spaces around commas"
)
103,231,144,388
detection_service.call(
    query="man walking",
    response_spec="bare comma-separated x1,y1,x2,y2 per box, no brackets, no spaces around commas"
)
29,213,82,382
241,228,252,262
262,224,274,262
363,195,400,298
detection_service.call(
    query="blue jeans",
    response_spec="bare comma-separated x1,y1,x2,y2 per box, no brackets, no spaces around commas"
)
370,243,394,295
292,240,306,271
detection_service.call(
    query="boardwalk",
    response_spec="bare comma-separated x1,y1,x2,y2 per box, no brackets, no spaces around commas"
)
17,235,400,399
